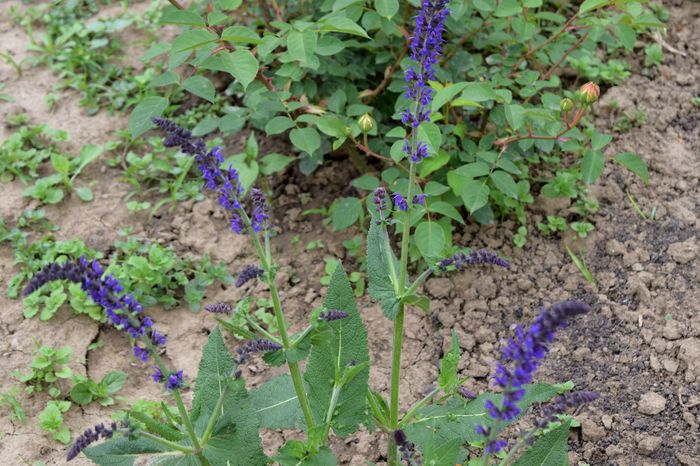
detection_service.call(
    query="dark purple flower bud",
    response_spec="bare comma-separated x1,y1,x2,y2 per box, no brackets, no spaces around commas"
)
67,421,127,461
250,188,271,233
393,429,421,465
437,249,509,272
22,261,85,296
457,386,476,399
165,371,185,391
152,365,164,384
234,339,283,364
204,302,233,314
373,187,388,223
133,346,148,362
235,265,264,288
392,192,408,211
318,309,349,321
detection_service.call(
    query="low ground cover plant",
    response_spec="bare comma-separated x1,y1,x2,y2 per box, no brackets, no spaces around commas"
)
22,2,603,464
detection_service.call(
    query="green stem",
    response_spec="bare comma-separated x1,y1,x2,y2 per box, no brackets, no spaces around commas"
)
403,267,433,298
172,390,202,452
199,377,234,445
138,431,194,454
398,386,439,429
389,305,405,430
240,209,317,432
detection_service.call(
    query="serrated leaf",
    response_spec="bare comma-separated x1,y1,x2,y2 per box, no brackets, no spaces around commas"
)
461,181,490,213
84,437,170,465
415,221,445,259
513,420,572,466
438,332,460,392
290,127,321,156
581,149,604,185
304,264,369,437
251,374,304,429
614,152,649,183
287,30,317,66
367,220,400,319
191,327,265,465
228,50,258,90
182,75,216,103
490,170,518,199
128,96,168,137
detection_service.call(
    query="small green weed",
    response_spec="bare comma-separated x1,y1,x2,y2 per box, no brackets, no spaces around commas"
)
38,400,72,444
71,371,127,407
13,345,73,397
0,389,27,424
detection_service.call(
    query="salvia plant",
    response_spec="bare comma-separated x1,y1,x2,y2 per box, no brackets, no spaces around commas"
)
21,2,602,465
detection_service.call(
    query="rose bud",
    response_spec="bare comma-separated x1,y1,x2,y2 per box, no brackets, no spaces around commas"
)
579,82,600,105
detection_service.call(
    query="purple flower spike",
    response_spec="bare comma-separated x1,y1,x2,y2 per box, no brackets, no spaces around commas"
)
204,302,233,314
234,339,283,364
477,301,590,455
457,386,476,399
393,429,420,465
318,309,349,321
235,265,264,288
250,188,271,233
373,187,388,223
152,365,164,383
401,0,449,163
413,194,427,206
437,249,510,272
67,421,127,461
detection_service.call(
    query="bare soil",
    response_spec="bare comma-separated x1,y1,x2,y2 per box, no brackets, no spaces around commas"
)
0,1,698,465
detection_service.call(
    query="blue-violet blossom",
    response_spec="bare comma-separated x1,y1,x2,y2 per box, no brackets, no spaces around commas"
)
477,301,590,454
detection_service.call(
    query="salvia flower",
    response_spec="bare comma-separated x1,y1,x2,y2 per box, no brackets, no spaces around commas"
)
22,261,85,296
67,421,128,461
204,302,233,314
532,391,599,432
250,188,271,232
400,0,449,163
437,249,510,271
318,309,349,321
457,385,476,399
413,194,427,206
392,192,408,211
477,301,590,454
394,429,421,465
235,264,264,288
234,339,283,364
152,364,164,384
165,370,185,391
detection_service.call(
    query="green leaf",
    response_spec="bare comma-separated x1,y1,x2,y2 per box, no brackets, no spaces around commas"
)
455,162,490,178
128,96,168,137
513,420,572,466
438,332,460,392
505,104,526,131
614,152,649,183
375,0,399,18
495,0,520,17
84,437,170,465
102,371,127,394
251,374,304,429
74,186,93,202
261,153,295,175
228,50,258,90
182,75,216,103
70,383,93,405
160,9,206,26
414,221,445,259
290,127,321,156
581,149,604,185
461,181,490,214
50,153,70,176
265,116,295,135
459,82,501,102
350,175,379,191
220,25,261,44
367,220,400,319
429,201,465,224
417,122,442,156
332,197,362,231
191,327,265,464
431,82,468,111
287,30,318,66
614,24,636,50
579,0,611,14
490,170,519,199
172,29,218,53
305,263,370,436
320,17,370,38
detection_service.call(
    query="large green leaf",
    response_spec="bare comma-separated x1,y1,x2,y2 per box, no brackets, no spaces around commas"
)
182,75,216,103
375,0,399,18
84,437,172,465
304,264,370,437
614,152,649,184
250,374,304,429
129,96,168,137
290,127,321,156
581,149,604,185
366,219,400,319
191,327,265,465
414,221,445,259
461,181,490,214
513,420,572,466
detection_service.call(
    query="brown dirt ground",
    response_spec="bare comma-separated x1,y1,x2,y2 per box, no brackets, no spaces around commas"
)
0,1,698,465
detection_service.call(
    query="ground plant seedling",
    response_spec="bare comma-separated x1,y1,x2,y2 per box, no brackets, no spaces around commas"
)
4,0,697,464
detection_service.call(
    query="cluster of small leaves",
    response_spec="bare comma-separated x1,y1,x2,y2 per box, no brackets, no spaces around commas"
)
12,345,73,398
71,371,127,407
17,0,163,114
39,400,72,444
133,0,661,253
0,389,28,425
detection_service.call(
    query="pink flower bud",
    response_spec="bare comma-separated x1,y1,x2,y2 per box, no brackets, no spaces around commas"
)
579,82,600,105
